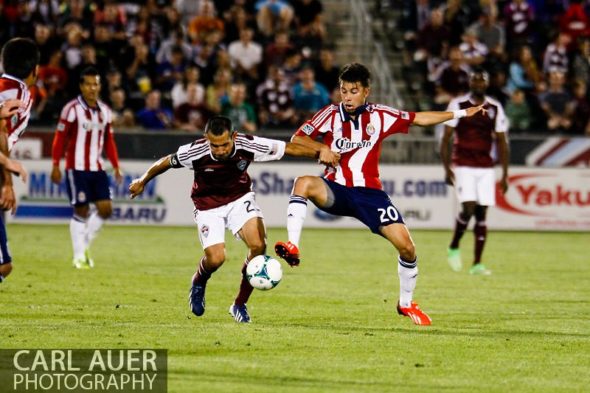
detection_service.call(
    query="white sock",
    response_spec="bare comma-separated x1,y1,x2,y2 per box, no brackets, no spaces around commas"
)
287,195,307,247
87,212,105,248
398,256,418,308
70,215,87,260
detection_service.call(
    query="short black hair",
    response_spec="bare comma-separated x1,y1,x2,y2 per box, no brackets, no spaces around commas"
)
205,116,233,136
79,66,101,84
1,38,40,80
470,67,489,82
339,63,371,87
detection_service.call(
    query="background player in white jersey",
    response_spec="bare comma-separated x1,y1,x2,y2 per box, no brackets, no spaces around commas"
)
0,37,40,283
441,69,509,276
51,67,123,269
274,63,485,326
128,116,339,323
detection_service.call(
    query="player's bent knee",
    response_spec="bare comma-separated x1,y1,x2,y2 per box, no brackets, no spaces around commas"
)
249,242,266,257
398,243,416,262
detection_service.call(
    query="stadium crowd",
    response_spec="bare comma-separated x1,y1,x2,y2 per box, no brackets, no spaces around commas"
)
0,0,333,132
392,0,590,135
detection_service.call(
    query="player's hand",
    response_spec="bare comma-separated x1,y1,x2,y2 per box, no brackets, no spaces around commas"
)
50,165,62,184
465,104,486,117
500,175,509,194
0,185,16,214
0,99,24,119
444,169,455,186
5,159,27,183
128,179,144,199
319,146,340,167
113,167,123,185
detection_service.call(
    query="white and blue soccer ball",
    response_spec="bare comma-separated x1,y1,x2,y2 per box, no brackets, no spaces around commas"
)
246,255,283,290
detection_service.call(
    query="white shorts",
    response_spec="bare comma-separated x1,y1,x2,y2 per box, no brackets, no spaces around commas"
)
193,192,264,249
454,166,496,206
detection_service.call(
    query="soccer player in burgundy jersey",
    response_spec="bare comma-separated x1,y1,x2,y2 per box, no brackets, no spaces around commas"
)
128,116,338,323
274,63,485,326
0,37,40,283
51,67,123,269
441,70,509,276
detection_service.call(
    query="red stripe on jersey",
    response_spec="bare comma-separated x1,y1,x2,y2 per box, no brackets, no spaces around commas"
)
339,120,354,187
98,128,104,171
84,126,91,170
360,111,382,189
66,117,78,169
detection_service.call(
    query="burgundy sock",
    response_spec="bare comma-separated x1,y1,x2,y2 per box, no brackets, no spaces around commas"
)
192,256,216,286
474,221,487,263
450,215,469,249
234,258,254,305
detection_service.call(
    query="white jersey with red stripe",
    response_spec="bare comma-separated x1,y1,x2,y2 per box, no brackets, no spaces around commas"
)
0,74,33,150
56,96,114,171
294,102,416,189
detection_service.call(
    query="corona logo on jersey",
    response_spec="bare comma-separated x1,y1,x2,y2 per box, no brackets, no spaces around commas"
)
334,138,373,152
15,170,167,223
496,173,590,219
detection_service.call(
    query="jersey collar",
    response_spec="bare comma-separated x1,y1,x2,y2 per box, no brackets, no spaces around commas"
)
77,95,101,112
1,73,26,88
338,102,368,122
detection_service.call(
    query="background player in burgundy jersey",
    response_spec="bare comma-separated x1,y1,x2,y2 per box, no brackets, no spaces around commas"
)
128,116,338,323
441,69,509,276
51,67,123,269
274,63,485,326
0,37,40,283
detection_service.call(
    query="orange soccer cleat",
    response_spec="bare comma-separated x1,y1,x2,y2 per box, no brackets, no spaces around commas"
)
274,241,300,267
397,301,432,326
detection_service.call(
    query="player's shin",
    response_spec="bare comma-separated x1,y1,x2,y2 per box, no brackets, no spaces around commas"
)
397,256,418,308
450,215,469,249
87,212,104,247
191,256,217,286
70,215,87,261
474,221,487,263
287,195,307,246
234,257,254,305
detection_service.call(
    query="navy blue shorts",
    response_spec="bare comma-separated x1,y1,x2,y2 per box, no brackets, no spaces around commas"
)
65,170,112,206
319,179,405,234
0,213,12,264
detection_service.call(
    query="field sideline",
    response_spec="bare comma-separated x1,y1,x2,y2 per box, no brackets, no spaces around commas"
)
1,224,589,393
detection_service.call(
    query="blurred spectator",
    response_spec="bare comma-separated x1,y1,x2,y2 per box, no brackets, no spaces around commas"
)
572,38,590,85
67,42,97,97
459,27,488,67
292,65,330,123
224,5,255,45
228,27,262,83
38,49,68,97
58,0,93,35
188,0,225,43
503,0,535,50
559,0,590,50
505,89,531,132
171,66,205,109
34,23,58,65
538,71,573,131
256,65,295,128
415,8,451,76
176,0,202,25
103,68,127,103
569,79,590,135
61,23,85,70
430,46,470,106
283,48,303,86
156,28,193,64
30,0,60,25
507,45,541,94
156,45,188,94
94,2,127,41
398,0,433,54
443,0,474,46
314,47,340,92
256,0,294,38
487,71,510,106
292,0,326,46
110,88,136,128
137,90,173,130
469,5,506,71
174,83,213,132
543,32,570,75
206,68,232,113
221,82,257,133
126,40,156,106
264,30,294,68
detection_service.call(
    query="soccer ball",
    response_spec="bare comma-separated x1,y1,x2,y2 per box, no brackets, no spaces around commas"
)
246,255,283,290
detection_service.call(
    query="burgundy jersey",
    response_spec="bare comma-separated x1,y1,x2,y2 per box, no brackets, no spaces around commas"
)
171,133,286,210
0,74,33,150
294,102,415,190
445,94,509,167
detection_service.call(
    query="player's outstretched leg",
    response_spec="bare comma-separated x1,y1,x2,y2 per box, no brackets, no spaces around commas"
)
447,214,469,272
397,256,432,326
397,301,432,326
228,303,251,323
274,241,300,266
189,256,216,316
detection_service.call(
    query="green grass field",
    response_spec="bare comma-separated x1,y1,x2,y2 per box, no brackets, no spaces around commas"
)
1,224,589,393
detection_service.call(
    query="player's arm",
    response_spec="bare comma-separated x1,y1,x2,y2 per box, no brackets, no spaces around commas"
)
0,152,27,182
128,155,173,199
440,126,455,186
412,105,485,126
496,131,509,193
0,99,24,119
0,118,16,213
291,135,339,167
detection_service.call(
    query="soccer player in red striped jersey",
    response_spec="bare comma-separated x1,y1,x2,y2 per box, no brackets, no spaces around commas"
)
51,67,123,269
128,116,339,323
274,63,485,326
0,37,40,283
441,69,509,276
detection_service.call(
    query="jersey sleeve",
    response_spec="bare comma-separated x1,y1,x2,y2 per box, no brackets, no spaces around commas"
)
52,104,76,165
443,99,460,128
246,135,286,162
293,105,334,139
170,142,199,169
494,103,509,133
380,105,415,137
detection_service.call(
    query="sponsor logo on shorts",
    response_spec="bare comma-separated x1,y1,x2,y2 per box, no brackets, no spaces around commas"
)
200,225,209,238
77,191,86,203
